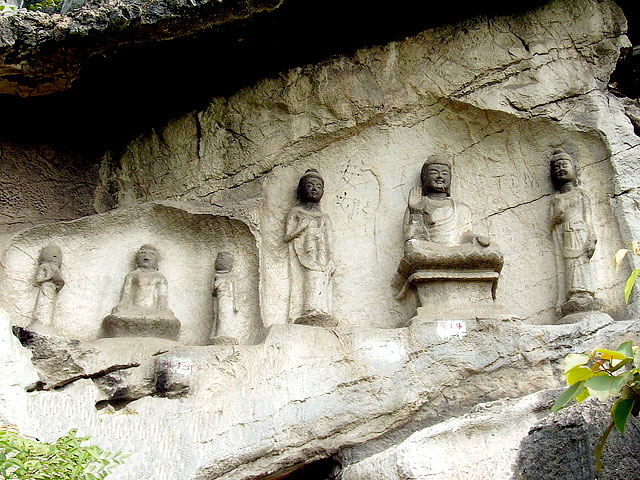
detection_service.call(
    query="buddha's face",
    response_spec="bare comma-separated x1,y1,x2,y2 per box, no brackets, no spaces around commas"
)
301,177,324,203
552,159,576,184
136,249,158,270
425,163,451,193
40,246,62,267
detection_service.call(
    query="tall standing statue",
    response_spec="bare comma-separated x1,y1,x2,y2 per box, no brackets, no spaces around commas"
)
102,244,181,340
31,244,65,328
284,169,336,327
549,148,602,318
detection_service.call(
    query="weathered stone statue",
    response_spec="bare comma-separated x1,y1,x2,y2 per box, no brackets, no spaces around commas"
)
284,169,336,327
209,252,240,345
102,244,181,340
404,155,491,249
31,244,65,328
549,148,602,319
397,155,504,325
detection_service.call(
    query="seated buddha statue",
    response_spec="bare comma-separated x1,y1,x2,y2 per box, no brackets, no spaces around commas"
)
399,155,503,274
397,155,504,324
102,244,181,340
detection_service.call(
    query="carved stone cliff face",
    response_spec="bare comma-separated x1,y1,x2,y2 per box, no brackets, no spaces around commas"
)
98,0,635,327
1,1,640,480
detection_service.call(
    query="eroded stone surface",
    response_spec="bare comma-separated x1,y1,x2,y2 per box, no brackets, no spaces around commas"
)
0,143,98,237
341,390,556,480
0,0,283,96
4,308,640,480
98,0,633,326
1,202,262,345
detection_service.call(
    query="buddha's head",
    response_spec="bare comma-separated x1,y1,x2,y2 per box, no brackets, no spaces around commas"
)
550,148,578,190
297,168,325,204
215,251,234,273
136,244,159,270
39,244,62,268
421,155,452,196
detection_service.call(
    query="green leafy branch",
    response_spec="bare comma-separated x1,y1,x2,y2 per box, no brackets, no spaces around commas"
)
0,425,127,480
0,4,17,15
614,241,640,303
552,341,640,471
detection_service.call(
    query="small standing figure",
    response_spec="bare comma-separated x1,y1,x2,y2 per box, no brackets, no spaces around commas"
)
549,148,602,318
32,244,65,328
284,169,336,327
209,252,240,345
102,244,181,340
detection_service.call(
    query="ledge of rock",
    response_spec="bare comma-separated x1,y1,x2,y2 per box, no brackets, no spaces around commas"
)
0,0,282,96
6,311,640,479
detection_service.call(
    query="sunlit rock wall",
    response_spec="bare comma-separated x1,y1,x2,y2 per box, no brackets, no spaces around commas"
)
98,0,636,327
1,1,639,480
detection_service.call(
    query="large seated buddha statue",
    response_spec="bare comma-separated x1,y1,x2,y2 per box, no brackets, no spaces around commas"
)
396,155,505,325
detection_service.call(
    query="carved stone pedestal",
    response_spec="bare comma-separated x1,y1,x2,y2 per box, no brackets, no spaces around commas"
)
102,314,181,341
401,269,508,326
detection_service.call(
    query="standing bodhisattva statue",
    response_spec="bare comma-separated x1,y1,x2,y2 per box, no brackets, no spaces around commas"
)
209,251,240,345
32,244,65,329
549,148,602,317
284,169,336,327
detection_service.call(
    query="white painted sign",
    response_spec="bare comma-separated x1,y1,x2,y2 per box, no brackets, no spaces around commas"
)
436,320,467,340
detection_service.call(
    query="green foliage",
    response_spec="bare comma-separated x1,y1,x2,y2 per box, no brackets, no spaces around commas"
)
22,0,62,13
614,242,640,303
0,426,126,480
553,341,640,471
0,4,17,15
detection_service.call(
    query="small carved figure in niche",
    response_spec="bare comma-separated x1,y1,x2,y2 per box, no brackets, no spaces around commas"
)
550,148,602,317
31,244,65,328
404,155,490,249
209,252,239,345
284,169,336,327
102,244,181,340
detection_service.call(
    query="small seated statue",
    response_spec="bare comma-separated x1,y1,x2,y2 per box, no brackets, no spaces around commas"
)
397,155,504,324
102,244,180,340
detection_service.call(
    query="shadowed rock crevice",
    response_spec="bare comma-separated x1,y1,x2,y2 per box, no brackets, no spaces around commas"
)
515,399,640,480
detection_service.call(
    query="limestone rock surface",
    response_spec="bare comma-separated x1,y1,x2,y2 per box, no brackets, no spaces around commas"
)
0,0,282,95
99,0,635,327
3,310,640,480
340,390,556,480
1,1,639,480
515,398,640,480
